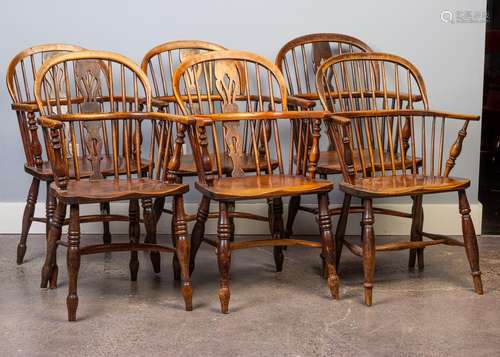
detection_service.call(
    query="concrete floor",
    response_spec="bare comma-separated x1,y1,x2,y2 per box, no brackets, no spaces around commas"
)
0,234,499,357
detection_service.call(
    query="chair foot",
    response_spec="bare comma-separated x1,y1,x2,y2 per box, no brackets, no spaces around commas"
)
67,294,78,321
219,286,230,314
17,244,27,265
472,272,483,295
327,267,340,300
364,283,373,306
41,265,51,289
49,264,58,289
182,282,193,311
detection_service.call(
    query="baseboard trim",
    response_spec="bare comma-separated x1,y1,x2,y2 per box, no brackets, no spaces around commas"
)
0,200,482,236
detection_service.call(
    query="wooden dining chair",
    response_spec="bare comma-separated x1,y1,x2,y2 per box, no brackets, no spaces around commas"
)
276,34,423,266
34,50,193,321
173,50,346,313
142,41,313,276
316,52,483,305
6,44,133,264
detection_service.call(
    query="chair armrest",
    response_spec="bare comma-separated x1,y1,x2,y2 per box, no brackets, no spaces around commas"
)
191,110,348,125
39,112,195,126
38,116,64,129
335,109,480,121
287,96,316,109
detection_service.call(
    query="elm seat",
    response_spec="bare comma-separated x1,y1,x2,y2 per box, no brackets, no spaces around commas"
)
318,149,422,175
195,175,333,200
25,156,149,180
340,175,470,198
50,179,189,204
176,153,279,176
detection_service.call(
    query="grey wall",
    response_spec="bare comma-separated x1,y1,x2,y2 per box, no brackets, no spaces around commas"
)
0,0,486,204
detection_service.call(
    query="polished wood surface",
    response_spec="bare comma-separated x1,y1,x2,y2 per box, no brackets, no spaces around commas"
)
275,33,391,247
174,50,340,313
319,52,483,306
275,33,372,102
340,175,470,198
195,175,332,200
52,178,189,204
34,50,192,320
6,44,86,264
24,156,148,179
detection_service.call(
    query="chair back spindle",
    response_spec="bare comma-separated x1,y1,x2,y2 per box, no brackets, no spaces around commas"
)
34,51,188,189
6,44,85,168
173,50,331,183
317,53,475,182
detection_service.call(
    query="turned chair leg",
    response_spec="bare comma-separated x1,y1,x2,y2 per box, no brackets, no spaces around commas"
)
189,196,210,274
169,197,181,280
217,201,232,313
100,202,111,244
46,182,57,238
271,198,285,272
129,199,140,281
409,195,424,270
67,204,81,321
285,196,300,239
143,198,161,274
41,201,66,289
18,177,40,264
458,190,483,295
361,199,376,306
335,194,351,268
318,193,340,299
173,195,193,311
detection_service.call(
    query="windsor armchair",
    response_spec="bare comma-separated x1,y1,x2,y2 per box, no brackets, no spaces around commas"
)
174,50,346,313
142,41,313,276
6,44,145,264
317,52,483,306
276,34,422,249
34,50,193,321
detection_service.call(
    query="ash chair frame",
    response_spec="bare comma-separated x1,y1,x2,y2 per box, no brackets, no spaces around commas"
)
142,41,313,276
173,49,346,313
6,44,121,264
276,33,423,251
141,40,228,280
34,50,193,321
317,52,483,305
